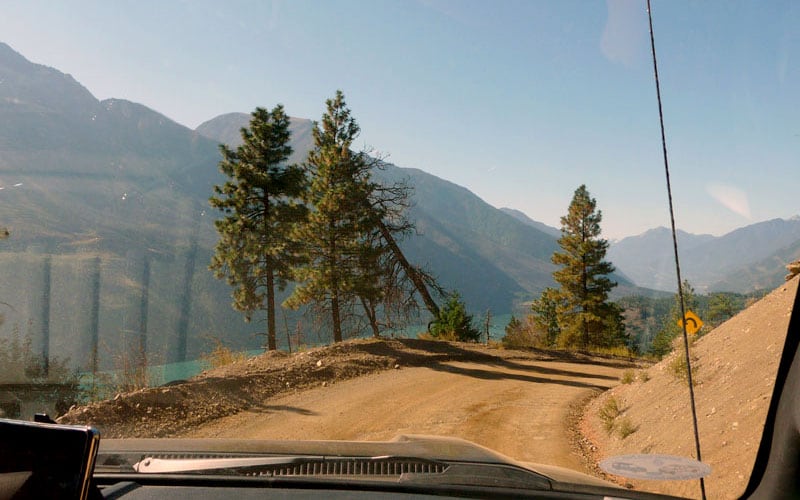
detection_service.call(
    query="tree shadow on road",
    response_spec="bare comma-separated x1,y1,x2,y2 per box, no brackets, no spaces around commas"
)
355,339,626,389
249,404,318,416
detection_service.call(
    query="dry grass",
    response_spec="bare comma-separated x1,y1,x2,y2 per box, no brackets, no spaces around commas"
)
598,396,621,434
617,417,637,439
200,340,249,369
620,369,635,384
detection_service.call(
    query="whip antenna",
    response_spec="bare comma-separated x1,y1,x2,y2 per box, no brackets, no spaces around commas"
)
645,1,706,498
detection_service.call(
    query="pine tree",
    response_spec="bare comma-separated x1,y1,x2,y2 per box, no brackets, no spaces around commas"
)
429,291,480,342
285,91,378,343
209,105,306,351
551,184,622,349
530,287,562,347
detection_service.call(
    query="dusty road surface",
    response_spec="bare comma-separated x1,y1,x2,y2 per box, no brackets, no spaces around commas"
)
183,356,630,471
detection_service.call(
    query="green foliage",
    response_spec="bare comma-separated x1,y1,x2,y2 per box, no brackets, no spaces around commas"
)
547,185,625,349
505,315,522,336
650,280,697,358
430,291,480,342
209,104,307,350
529,287,561,347
619,289,753,354
706,292,743,326
286,91,383,343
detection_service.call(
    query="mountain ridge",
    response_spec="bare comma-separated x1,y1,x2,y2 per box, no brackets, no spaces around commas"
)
609,219,800,293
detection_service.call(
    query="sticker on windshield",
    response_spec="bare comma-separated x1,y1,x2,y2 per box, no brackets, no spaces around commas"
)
599,454,711,481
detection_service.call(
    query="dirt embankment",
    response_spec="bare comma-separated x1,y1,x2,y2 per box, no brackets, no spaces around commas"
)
581,276,798,499
59,338,636,444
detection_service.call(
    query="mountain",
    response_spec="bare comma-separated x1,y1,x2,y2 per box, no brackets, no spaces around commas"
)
609,220,800,293
0,42,253,371
0,42,578,376
196,112,314,165
196,113,563,312
711,236,800,292
499,207,561,238
607,227,715,292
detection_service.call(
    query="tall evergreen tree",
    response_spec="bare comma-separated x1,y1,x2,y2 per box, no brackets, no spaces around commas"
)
530,287,562,347
285,91,378,343
551,184,623,349
209,105,306,351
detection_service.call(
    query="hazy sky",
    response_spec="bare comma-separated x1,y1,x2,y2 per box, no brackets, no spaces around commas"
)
1,0,797,239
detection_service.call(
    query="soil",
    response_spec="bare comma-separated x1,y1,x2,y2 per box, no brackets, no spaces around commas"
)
58,276,798,499
581,276,798,499
58,339,640,473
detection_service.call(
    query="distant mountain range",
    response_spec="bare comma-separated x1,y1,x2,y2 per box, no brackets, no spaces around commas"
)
608,219,800,293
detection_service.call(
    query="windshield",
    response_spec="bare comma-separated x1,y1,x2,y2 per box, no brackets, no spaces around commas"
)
0,1,797,499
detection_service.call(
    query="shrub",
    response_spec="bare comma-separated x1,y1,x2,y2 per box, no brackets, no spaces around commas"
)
638,370,651,382
429,292,480,342
668,352,699,385
620,370,635,384
598,396,621,433
200,339,248,369
618,417,637,439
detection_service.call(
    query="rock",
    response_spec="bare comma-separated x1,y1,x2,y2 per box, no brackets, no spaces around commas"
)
786,260,800,281
394,364,401,369
316,360,323,367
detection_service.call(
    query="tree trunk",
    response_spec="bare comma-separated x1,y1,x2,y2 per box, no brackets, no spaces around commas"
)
376,221,439,317
332,288,342,343
266,262,277,350
360,296,381,337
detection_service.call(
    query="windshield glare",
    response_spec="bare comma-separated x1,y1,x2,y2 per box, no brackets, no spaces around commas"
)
0,2,797,498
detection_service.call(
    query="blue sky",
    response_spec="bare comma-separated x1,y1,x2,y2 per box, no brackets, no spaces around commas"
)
1,0,797,239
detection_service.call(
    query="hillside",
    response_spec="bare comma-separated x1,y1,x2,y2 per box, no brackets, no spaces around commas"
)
0,41,571,380
499,207,561,238
609,220,800,293
581,275,798,498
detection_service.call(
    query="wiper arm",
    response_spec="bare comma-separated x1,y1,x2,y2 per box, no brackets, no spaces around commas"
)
133,456,321,473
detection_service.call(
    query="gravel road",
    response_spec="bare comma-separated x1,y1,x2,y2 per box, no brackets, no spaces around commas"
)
183,355,630,472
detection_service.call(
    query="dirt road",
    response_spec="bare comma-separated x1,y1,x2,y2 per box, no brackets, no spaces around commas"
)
183,356,630,471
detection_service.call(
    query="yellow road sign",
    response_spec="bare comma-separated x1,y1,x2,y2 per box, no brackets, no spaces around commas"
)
678,310,704,335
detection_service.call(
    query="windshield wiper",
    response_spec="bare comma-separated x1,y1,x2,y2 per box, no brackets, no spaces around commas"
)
130,455,551,491
133,456,321,473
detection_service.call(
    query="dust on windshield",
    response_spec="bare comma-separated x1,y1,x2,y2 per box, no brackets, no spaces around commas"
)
0,1,797,498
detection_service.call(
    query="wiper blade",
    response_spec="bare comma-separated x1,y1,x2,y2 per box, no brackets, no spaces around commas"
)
400,463,551,490
133,456,320,473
